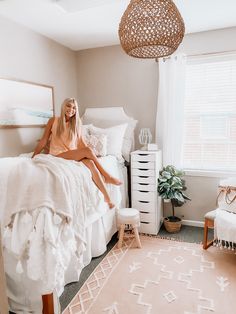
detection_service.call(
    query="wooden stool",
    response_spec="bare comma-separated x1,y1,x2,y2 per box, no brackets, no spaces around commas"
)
117,208,141,249
203,209,216,250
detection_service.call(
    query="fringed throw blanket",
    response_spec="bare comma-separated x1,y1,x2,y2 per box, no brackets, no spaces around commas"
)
214,208,236,250
1,154,100,295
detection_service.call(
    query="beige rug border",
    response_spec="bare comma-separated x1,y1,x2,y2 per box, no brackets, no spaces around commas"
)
62,237,134,313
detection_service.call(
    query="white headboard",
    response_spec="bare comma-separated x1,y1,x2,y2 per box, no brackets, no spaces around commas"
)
83,106,133,121
82,107,137,161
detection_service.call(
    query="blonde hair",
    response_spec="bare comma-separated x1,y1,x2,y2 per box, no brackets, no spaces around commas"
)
57,98,81,140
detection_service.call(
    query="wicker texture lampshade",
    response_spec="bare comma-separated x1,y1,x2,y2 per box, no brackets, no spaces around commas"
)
119,0,185,59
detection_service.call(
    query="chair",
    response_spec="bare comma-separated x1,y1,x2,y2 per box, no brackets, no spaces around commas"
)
117,208,141,249
203,209,216,250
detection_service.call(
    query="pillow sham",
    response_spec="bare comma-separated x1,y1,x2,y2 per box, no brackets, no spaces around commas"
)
84,133,107,157
89,124,127,158
82,117,137,161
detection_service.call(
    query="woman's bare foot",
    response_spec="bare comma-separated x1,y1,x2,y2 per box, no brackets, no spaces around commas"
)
104,197,115,209
108,202,115,209
104,176,122,186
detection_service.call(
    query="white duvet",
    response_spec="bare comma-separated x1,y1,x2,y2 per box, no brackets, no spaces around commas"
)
0,154,122,310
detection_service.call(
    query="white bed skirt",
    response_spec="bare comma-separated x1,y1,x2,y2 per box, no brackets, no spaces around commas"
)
5,208,117,314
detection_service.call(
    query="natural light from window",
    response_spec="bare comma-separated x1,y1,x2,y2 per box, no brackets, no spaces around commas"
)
183,53,236,172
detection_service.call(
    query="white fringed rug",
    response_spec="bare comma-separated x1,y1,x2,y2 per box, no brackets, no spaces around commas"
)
63,236,236,314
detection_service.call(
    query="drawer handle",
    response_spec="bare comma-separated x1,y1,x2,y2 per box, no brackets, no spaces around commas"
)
138,161,149,164
138,190,149,193
138,176,148,178
139,183,149,186
141,221,150,224
138,168,148,171
140,211,150,214
138,200,150,203
138,154,149,156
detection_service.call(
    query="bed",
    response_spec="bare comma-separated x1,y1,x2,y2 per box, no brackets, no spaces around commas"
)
0,106,137,313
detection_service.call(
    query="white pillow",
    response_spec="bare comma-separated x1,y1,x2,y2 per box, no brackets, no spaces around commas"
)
82,117,137,161
89,124,127,158
84,133,107,157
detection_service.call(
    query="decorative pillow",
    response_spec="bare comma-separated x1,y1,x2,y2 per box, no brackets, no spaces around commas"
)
82,117,137,161
89,124,128,158
81,124,92,138
84,133,107,157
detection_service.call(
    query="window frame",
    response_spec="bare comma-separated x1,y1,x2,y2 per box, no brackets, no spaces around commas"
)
182,52,236,175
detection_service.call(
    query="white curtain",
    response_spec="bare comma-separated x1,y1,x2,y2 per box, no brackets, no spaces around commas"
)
155,54,186,168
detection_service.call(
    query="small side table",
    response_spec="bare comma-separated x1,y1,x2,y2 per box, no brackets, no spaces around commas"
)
117,208,141,249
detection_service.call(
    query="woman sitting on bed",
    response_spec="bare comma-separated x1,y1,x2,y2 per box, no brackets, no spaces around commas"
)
32,97,121,209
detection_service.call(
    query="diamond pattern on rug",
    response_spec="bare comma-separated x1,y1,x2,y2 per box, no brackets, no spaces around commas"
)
163,291,177,303
63,236,236,314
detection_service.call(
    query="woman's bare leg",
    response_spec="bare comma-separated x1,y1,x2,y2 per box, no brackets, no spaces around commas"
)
83,149,122,185
82,159,115,209
57,147,89,161
57,147,122,185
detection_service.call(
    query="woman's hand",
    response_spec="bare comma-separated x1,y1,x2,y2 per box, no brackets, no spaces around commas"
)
32,118,54,157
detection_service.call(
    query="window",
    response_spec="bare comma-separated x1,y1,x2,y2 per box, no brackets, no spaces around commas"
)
182,53,236,172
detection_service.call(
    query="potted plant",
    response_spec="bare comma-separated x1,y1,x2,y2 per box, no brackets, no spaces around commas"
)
157,165,191,233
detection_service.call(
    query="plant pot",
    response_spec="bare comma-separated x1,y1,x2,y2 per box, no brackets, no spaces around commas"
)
163,216,182,233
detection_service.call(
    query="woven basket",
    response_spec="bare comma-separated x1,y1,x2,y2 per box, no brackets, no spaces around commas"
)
164,217,182,233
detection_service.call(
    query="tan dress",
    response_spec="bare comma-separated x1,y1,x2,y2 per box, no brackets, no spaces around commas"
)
49,118,78,155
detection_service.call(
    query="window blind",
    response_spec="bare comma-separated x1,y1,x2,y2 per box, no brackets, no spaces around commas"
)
183,53,236,172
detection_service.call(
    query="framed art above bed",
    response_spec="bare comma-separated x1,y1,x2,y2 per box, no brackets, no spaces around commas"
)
0,78,54,129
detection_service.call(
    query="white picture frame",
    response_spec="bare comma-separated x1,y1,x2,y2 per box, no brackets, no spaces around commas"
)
0,78,54,128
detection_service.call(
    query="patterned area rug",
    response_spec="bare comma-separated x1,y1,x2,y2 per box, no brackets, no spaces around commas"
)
63,236,236,314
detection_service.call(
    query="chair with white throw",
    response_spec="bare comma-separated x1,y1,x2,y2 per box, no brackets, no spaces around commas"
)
203,178,236,250
116,208,141,248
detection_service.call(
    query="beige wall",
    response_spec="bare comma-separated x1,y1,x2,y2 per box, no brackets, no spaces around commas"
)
76,27,236,224
0,16,78,157
76,45,158,145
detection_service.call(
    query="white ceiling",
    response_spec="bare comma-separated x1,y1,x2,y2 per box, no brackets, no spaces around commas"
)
0,0,236,51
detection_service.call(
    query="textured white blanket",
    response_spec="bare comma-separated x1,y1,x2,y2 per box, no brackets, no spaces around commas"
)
2,154,100,295
214,208,236,248
4,154,96,227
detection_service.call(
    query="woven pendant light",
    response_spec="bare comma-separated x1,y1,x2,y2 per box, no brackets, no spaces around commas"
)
119,0,185,59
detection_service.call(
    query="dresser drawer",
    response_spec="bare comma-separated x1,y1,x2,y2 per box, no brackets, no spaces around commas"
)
139,211,156,223
132,190,156,202
131,153,156,162
139,222,158,235
132,175,156,185
132,161,155,170
132,168,155,177
132,199,156,213
132,183,156,192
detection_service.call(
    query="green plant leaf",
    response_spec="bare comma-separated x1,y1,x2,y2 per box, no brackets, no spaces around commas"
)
157,164,190,208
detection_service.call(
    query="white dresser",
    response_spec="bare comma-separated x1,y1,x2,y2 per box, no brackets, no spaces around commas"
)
131,150,162,235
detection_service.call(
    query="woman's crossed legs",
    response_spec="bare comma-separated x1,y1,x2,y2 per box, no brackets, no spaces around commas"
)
57,147,121,208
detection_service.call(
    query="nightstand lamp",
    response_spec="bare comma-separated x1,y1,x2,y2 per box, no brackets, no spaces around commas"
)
139,128,152,150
